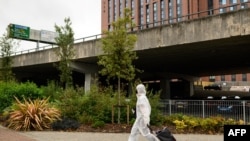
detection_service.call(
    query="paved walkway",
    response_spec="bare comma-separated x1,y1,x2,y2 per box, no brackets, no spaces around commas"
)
0,125,35,141
0,125,223,141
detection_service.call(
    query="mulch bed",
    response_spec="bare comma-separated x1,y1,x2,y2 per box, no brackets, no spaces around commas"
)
0,116,221,135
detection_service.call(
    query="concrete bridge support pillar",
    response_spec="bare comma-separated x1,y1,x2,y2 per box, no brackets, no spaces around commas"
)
160,79,171,99
84,73,97,93
70,62,98,93
189,81,194,97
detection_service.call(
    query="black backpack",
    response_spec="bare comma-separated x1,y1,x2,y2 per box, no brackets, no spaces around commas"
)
148,125,176,141
155,127,176,141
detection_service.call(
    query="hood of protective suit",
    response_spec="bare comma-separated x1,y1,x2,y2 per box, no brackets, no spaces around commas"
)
136,84,146,96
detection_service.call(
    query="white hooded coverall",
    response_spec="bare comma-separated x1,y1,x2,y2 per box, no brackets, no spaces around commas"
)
128,84,159,141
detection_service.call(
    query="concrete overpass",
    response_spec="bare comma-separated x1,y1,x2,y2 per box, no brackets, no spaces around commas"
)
5,8,250,98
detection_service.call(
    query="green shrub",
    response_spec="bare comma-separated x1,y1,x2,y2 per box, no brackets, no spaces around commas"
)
5,97,61,131
200,117,219,133
79,85,116,124
147,90,165,126
54,87,82,120
0,81,18,112
40,80,63,102
91,120,105,128
14,81,43,99
0,81,43,113
181,115,200,132
54,85,116,124
173,120,187,132
164,114,248,134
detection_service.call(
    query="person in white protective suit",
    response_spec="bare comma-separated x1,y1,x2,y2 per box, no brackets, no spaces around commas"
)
128,84,159,141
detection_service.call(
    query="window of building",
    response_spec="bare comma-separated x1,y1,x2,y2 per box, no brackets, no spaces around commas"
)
209,76,215,82
160,0,165,24
119,0,123,17
108,25,111,31
242,73,247,81
219,0,227,13
221,75,225,81
230,0,237,4
114,0,117,21
177,6,182,22
131,0,135,17
208,0,214,15
108,0,112,23
230,0,237,11
146,5,150,27
231,74,236,81
177,7,181,15
177,0,181,3
169,0,172,6
140,0,144,29
125,0,128,7
219,0,227,5
169,0,173,23
219,8,226,13
153,2,158,26
241,0,248,9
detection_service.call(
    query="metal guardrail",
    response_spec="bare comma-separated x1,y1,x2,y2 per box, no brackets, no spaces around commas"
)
6,1,250,56
136,1,250,29
8,34,102,56
160,99,250,124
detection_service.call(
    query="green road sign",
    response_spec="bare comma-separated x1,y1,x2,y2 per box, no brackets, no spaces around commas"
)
8,24,30,39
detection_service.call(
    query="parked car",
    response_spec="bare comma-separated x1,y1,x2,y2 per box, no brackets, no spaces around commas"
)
217,96,241,113
175,100,188,109
171,96,189,109
204,84,222,90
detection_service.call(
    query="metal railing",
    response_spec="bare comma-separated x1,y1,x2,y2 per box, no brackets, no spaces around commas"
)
160,99,250,124
8,34,102,56
6,1,250,57
136,1,250,29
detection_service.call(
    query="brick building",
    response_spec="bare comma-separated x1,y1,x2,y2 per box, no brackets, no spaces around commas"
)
101,0,249,31
101,0,250,86
200,74,250,86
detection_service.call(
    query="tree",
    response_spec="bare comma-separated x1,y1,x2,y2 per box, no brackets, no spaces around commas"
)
54,17,75,89
0,31,19,82
98,8,138,123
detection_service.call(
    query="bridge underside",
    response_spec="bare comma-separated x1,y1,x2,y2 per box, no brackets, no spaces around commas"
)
134,35,250,80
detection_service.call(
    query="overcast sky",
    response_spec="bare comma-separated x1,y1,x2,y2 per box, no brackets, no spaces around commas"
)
0,0,101,51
